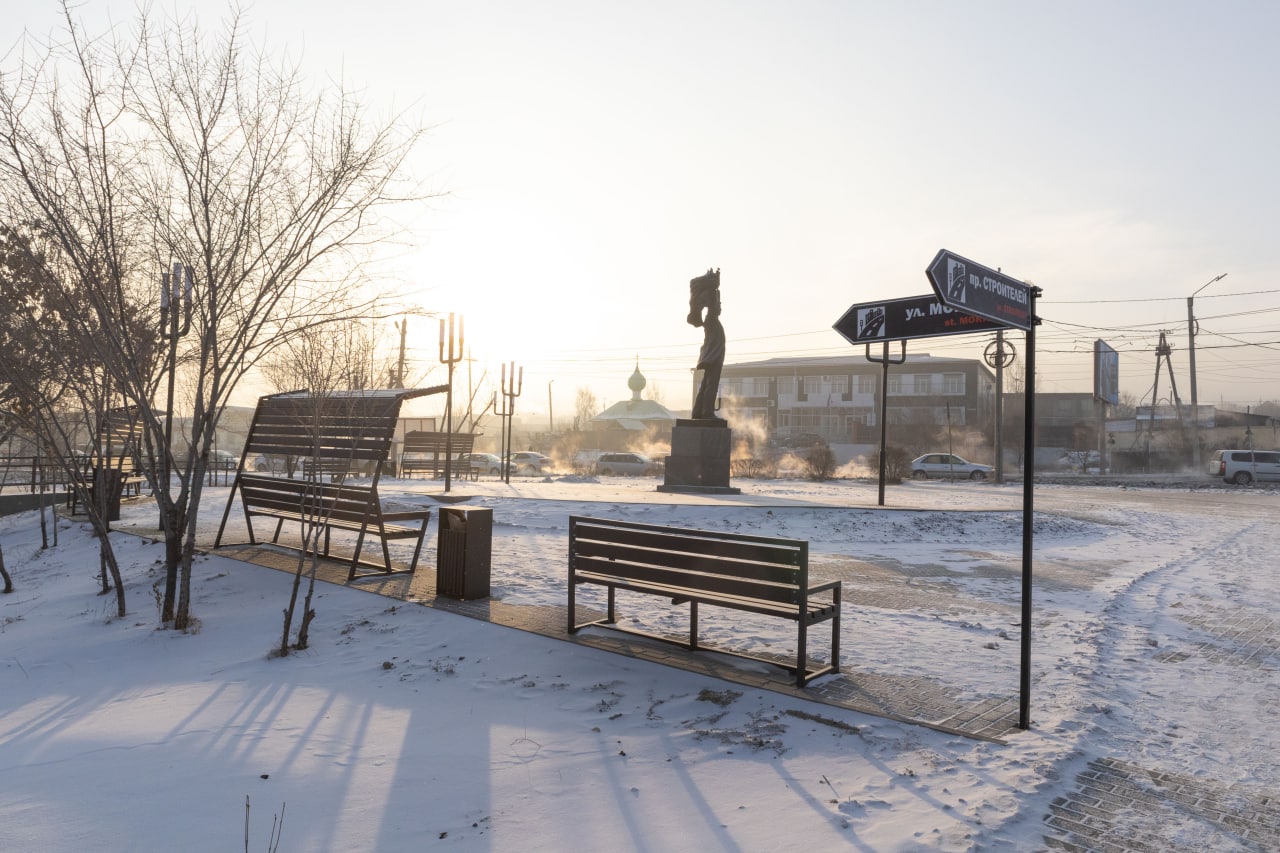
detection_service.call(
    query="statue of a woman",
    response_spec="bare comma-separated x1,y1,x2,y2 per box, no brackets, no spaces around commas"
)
687,268,724,421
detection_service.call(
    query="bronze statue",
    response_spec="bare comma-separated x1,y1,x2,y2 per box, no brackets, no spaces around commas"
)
687,268,724,420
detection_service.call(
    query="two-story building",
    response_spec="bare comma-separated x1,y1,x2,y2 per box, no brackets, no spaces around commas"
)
714,354,997,447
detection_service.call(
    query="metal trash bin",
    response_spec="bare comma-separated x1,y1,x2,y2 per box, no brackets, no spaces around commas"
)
92,466,124,522
435,506,492,599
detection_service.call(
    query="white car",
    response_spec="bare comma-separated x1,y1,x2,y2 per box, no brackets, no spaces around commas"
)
506,451,552,475
1208,449,1280,485
460,453,505,476
910,453,994,481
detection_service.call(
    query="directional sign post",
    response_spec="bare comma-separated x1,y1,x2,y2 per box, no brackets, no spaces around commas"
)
923,248,1040,729
833,293,1000,345
926,249,1033,331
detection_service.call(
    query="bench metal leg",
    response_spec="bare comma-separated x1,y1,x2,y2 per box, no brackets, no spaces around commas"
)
689,601,699,650
797,620,808,688
405,518,429,574
830,586,841,673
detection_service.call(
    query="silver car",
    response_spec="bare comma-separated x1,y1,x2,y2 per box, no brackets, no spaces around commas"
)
1208,449,1280,485
595,452,663,476
910,453,994,481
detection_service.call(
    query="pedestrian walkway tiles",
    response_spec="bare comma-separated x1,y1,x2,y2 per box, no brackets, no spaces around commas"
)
215,543,1023,742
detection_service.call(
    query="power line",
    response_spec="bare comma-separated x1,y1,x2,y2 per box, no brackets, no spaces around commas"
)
1043,288,1280,305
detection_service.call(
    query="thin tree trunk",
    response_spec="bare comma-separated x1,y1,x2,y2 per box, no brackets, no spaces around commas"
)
294,555,319,650
0,545,13,593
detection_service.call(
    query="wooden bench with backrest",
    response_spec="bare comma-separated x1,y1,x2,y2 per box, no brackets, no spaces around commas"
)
233,472,432,581
215,387,445,581
567,516,841,687
66,407,148,515
399,430,477,479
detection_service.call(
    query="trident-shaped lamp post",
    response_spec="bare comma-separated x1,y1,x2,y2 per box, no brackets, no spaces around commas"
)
439,314,464,492
500,361,522,484
159,262,193,524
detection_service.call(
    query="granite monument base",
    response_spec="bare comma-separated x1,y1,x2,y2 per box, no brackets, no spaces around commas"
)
658,418,741,495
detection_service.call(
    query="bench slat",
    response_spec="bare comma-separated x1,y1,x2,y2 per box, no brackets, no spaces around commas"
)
572,570,836,620
573,555,803,605
572,520,803,567
573,538,802,584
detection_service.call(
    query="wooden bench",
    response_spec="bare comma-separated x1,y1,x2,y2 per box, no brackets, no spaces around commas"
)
236,472,431,581
300,458,363,481
215,387,447,581
67,454,147,515
400,431,478,479
567,516,841,687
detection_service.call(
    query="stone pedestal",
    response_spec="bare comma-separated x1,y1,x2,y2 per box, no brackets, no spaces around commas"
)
658,419,740,494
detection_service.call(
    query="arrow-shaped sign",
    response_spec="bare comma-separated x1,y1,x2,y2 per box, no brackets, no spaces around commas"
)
833,293,1000,345
926,249,1034,331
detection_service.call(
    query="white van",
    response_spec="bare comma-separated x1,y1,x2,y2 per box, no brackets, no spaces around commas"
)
1208,449,1280,485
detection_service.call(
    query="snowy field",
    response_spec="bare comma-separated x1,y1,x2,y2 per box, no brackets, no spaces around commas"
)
1,475,1276,851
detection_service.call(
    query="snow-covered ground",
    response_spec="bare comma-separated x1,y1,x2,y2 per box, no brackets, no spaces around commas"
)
1,475,1276,851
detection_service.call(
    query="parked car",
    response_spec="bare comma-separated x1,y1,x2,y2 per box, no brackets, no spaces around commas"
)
910,453,994,481
1208,449,1280,485
252,454,296,474
595,452,663,476
210,449,238,471
506,451,552,475
460,452,505,476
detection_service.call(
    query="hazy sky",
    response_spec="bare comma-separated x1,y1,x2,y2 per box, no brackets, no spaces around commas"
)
9,2,1279,419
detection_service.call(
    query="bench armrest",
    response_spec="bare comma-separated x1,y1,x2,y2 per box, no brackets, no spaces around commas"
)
806,579,841,596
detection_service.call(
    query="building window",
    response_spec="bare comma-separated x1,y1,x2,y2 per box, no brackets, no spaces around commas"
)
913,374,934,395
745,377,769,397
803,375,821,395
778,376,797,395
857,375,876,395
830,375,849,395
943,373,965,394
887,375,902,394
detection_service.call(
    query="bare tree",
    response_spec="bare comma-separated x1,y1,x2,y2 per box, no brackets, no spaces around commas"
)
573,387,598,432
0,226,129,613
0,5,432,630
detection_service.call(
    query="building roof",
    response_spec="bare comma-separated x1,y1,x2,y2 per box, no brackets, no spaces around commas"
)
591,363,676,429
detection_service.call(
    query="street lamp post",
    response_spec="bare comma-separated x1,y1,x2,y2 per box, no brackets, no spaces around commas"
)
1187,273,1227,471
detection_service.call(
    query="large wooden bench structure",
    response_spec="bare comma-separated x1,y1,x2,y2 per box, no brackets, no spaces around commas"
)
67,406,147,516
567,516,841,687
215,387,445,581
399,430,478,479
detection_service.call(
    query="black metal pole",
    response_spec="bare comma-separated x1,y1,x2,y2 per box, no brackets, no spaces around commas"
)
995,330,1005,483
865,341,906,506
1019,287,1040,730
878,352,889,506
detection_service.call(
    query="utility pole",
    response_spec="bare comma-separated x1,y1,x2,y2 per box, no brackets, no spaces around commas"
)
547,380,555,435
439,314,464,492
1188,273,1227,471
392,318,408,389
